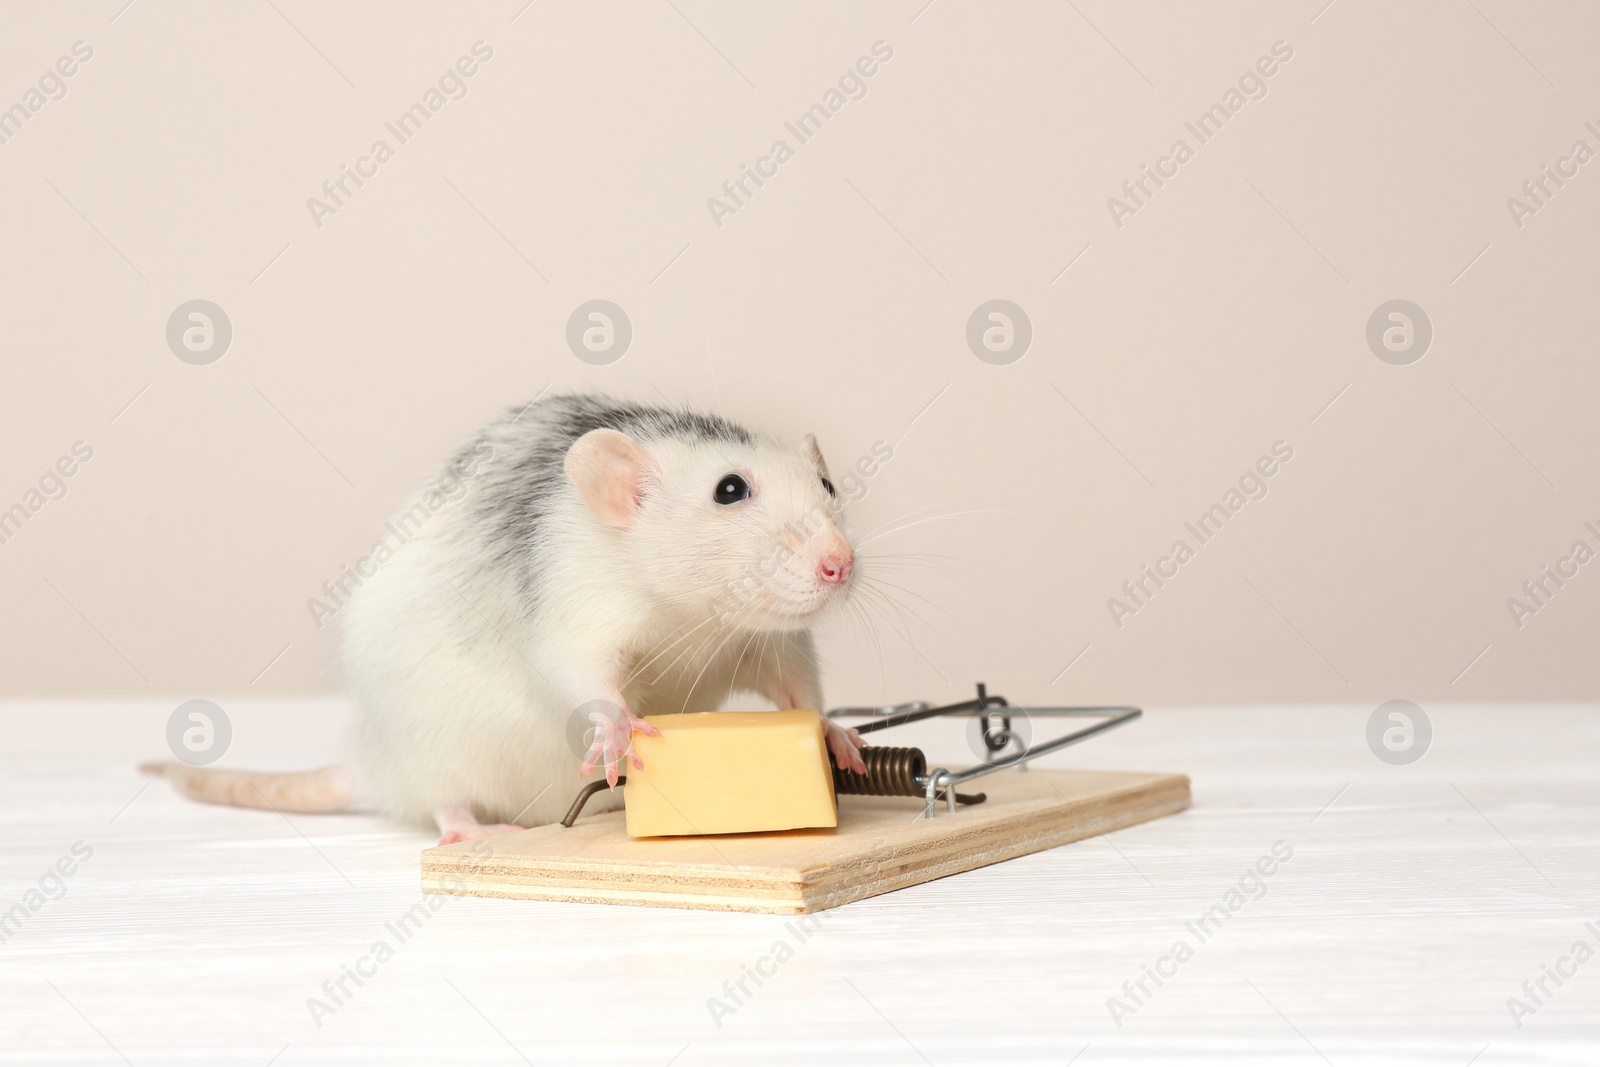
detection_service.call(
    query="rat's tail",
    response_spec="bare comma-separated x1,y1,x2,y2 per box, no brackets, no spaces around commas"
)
138,761,356,813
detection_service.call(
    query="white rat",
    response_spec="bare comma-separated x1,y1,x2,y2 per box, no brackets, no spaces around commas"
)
144,394,868,843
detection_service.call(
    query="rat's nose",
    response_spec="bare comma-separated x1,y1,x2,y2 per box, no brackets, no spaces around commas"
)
817,548,854,586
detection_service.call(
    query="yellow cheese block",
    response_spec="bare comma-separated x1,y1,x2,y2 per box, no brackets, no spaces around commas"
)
624,709,838,837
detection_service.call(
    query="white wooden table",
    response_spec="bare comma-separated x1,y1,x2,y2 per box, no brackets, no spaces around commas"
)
2,701,1595,1065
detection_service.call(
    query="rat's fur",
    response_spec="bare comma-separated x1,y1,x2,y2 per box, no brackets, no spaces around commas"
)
145,395,859,832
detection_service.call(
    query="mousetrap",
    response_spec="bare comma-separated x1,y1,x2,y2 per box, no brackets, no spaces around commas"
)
422,684,1190,913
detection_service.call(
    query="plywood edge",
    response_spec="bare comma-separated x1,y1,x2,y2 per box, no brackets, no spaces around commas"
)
421,875,810,914
422,859,808,899
422,847,814,886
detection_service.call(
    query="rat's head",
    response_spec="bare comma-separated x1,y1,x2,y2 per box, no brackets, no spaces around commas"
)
564,423,855,629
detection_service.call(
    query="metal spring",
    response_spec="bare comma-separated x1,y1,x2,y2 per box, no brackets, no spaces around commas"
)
833,746,985,806
832,746,925,796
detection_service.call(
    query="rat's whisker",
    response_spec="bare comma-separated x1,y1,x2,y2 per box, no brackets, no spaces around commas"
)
846,492,988,543
854,509,1014,549
675,603,770,713
841,596,888,698
621,613,719,689
851,592,950,685
856,574,965,632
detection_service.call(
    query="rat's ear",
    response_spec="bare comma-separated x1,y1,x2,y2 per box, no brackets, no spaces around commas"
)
565,428,651,527
801,433,831,481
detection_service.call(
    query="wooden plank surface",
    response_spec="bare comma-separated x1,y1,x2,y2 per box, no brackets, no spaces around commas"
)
422,768,1191,912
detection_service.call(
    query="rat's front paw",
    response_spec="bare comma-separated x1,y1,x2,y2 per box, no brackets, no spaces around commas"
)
823,717,868,775
578,703,661,787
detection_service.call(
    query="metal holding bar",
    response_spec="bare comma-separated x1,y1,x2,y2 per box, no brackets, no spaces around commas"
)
829,682,1143,818
561,777,624,828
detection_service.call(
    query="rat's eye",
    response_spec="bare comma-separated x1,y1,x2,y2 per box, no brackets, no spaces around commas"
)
821,476,835,497
714,474,750,505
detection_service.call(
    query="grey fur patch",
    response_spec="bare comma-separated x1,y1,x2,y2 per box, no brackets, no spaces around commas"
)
459,394,757,609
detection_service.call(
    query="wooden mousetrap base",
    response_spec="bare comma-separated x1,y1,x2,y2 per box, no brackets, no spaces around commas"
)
421,767,1189,914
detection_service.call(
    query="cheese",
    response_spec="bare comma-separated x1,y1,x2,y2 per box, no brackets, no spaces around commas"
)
624,709,838,837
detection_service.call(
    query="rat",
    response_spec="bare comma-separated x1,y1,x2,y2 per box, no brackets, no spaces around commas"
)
143,394,868,844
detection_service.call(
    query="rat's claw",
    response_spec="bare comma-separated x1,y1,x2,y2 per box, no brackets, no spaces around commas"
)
580,706,653,787
823,718,868,775
577,729,607,777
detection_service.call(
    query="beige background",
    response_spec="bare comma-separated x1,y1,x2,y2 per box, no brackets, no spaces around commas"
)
2,0,1596,708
